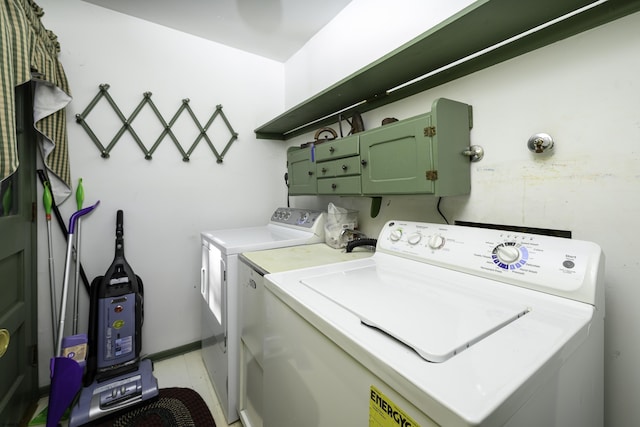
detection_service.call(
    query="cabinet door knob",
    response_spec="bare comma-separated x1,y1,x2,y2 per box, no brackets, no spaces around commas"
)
329,147,335,153
308,171,314,176
331,183,337,190
342,164,348,171
321,167,327,173
361,159,367,167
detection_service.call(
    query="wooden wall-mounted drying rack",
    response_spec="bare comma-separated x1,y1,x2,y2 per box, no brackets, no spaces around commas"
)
75,84,238,163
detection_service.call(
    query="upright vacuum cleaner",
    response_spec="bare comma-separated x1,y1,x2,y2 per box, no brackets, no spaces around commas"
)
69,210,158,426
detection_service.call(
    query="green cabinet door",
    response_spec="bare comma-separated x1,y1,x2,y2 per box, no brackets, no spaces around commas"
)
360,98,471,197
287,147,316,195
360,114,434,195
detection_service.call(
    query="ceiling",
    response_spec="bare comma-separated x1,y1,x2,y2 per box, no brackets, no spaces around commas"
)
82,0,353,62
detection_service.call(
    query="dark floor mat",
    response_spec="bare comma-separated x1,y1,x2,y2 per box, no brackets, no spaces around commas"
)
88,387,216,426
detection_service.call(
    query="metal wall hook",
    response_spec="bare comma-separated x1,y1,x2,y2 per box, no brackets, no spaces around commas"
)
462,145,484,162
528,133,554,154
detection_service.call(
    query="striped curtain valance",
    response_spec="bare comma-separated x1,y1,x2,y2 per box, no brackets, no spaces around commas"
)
0,0,72,199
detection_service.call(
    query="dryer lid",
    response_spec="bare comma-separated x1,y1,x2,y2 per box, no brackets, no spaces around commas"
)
202,224,319,254
300,263,530,362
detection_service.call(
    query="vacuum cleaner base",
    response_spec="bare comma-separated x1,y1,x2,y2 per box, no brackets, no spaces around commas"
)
69,358,159,427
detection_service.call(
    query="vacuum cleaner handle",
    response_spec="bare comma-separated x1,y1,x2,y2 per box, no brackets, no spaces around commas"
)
116,209,123,236
115,209,124,256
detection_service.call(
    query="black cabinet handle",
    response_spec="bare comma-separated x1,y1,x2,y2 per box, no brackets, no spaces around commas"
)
331,183,337,190
321,167,327,173
329,147,335,153
361,159,368,166
308,171,314,176
342,164,348,171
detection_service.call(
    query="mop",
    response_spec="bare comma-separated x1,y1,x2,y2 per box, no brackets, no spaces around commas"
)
43,181,58,350
46,198,99,427
37,170,92,296
72,179,84,335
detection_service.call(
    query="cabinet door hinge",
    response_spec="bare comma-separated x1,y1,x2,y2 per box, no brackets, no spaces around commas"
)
424,126,436,137
32,202,37,222
426,170,438,181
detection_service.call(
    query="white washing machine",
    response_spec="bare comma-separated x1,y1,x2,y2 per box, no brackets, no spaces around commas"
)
263,220,604,427
200,207,326,424
238,244,374,427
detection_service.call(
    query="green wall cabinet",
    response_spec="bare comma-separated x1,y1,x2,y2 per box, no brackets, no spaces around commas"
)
286,98,472,198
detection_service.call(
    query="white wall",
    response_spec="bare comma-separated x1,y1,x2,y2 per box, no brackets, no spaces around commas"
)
36,0,286,386
284,2,640,426
284,0,474,108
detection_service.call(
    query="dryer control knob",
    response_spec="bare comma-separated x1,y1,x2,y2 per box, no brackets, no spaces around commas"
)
390,229,403,241
427,234,445,249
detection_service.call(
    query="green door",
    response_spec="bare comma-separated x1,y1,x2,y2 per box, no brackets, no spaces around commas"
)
0,83,39,425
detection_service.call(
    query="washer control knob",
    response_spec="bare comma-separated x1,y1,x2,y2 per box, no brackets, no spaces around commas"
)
390,229,403,241
496,245,520,263
427,234,445,249
408,233,422,245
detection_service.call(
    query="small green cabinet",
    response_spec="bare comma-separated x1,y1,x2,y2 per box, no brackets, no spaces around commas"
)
286,98,472,198
287,146,316,195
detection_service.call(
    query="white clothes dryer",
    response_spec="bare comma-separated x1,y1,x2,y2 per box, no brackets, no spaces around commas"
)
200,207,325,424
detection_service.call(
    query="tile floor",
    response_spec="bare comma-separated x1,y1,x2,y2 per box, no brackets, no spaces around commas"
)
30,349,241,427
154,349,241,427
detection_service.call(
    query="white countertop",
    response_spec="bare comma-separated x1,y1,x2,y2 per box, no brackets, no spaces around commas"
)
240,243,373,274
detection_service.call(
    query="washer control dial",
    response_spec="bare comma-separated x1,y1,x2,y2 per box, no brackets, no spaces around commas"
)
427,234,445,249
491,242,529,270
496,245,519,263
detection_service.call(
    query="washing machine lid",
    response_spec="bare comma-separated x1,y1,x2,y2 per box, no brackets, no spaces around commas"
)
202,224,320,255
301,263,530,363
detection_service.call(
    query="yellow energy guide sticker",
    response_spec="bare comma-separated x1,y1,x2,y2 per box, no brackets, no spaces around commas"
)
370,385,420,427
